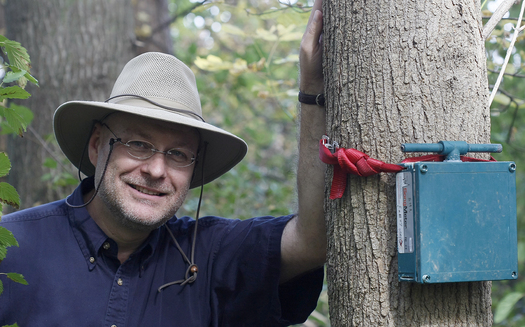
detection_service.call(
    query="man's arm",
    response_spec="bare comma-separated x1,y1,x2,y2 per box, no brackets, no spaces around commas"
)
280,0,326,283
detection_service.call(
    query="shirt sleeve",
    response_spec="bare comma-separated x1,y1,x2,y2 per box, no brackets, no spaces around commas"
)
207,215,324,326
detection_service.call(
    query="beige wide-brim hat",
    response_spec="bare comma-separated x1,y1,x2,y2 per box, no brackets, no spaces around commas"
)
53,52,247,189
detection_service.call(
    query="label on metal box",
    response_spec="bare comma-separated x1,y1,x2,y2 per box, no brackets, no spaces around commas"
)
396,172,414,254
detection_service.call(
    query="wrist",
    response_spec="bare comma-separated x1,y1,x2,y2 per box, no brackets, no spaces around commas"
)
299,85,324,95
299,76,324,95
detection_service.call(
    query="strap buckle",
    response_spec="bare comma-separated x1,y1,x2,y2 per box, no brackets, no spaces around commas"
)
322,135,339,153
315,94,324,106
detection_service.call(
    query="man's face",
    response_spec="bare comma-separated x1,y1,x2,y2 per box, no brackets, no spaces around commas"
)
89,113,199,231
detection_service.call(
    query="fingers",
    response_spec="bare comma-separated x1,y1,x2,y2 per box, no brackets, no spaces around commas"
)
305,0,323,45
301,1,323,59
299,0,324,94
307,0,323,26
306,10,322,49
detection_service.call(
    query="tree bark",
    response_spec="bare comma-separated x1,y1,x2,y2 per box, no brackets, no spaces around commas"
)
2,0,171,209
323,0,493,325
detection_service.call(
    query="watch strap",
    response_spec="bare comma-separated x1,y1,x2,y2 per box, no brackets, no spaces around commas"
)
298,91,325,106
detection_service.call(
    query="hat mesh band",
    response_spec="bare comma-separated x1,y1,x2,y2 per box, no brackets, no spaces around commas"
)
110,53,203,118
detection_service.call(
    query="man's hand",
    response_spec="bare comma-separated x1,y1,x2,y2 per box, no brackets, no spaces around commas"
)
280,0,326,284
299,0,324,95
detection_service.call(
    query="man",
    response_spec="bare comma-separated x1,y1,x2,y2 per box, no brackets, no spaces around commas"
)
0,0,325,325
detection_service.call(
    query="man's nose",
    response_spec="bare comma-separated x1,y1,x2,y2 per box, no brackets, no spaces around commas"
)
140,152,168,178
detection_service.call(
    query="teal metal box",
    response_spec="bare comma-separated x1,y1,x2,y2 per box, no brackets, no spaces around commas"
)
397,161,518,283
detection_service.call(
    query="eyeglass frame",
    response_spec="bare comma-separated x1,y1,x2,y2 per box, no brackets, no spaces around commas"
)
101,122,197,168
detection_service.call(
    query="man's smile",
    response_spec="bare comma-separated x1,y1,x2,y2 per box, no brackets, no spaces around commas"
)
129,184,166,196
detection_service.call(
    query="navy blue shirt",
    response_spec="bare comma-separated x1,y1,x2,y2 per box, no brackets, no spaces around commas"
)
0,178,323,326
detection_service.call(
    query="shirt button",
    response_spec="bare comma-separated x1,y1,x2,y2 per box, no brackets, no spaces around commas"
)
89,257,95,263
111,325,117,327
103,242,111,250
117,278,123,286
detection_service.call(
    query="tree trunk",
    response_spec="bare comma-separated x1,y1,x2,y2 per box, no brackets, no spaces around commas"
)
3,0,171,209
323,0,493,326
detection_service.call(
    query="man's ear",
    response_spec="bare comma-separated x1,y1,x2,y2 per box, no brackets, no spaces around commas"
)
88,123,103,167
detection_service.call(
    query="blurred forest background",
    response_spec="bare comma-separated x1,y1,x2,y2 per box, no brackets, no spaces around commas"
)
1,0,525,325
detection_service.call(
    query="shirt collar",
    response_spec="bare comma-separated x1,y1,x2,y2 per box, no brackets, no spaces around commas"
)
67,177,163,271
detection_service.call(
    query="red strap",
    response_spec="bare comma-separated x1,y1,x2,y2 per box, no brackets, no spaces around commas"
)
319,139,497,199
319,141,403,199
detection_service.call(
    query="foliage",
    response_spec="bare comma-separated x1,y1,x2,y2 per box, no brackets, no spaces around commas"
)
0,34,36,327
0,34,36,211
172,0,314,220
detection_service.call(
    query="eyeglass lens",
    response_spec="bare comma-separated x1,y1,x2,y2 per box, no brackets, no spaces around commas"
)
123,140,195,167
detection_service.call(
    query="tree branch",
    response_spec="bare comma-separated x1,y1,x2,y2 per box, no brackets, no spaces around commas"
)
483,0,517,40
506,102,520,143
141,1,207,43
489,0,525,105
488,68,525,78
489,84,522,104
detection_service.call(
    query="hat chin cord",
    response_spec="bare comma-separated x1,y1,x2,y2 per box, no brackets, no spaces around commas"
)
65,138,120,208
158,142,208,291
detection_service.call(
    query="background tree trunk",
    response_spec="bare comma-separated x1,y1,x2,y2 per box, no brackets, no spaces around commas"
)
2,0,171,209
323,0,493,325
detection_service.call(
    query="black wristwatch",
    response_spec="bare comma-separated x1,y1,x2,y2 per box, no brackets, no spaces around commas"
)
298,91,325,106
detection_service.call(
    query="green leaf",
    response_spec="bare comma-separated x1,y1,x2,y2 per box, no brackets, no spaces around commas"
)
9,66,37,87
43,157,58,169
494,292,525,323
0,38,31,72
2,70,26,84
221,23,246,37
58,172,79,187
0,226,18,248
0,246,7,261
0,152,10,178
0,86,30,101
3,324,20,327
40,173,52,182
279,31,304,42
194,55,233,71
24,71,38,86
6,273,27,285
0,104,34,136
0,279,3,296
255,27,278,41
0,182,20,209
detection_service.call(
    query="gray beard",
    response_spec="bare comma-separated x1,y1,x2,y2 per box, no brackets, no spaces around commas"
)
96,175,189,232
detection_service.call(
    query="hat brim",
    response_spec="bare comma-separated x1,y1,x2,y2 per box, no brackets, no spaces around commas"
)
53,100,248,189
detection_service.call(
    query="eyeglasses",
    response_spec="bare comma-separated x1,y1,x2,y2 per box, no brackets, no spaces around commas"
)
102,123,196,168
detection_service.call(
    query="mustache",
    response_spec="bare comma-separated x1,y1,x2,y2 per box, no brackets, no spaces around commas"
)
122,175,175,194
